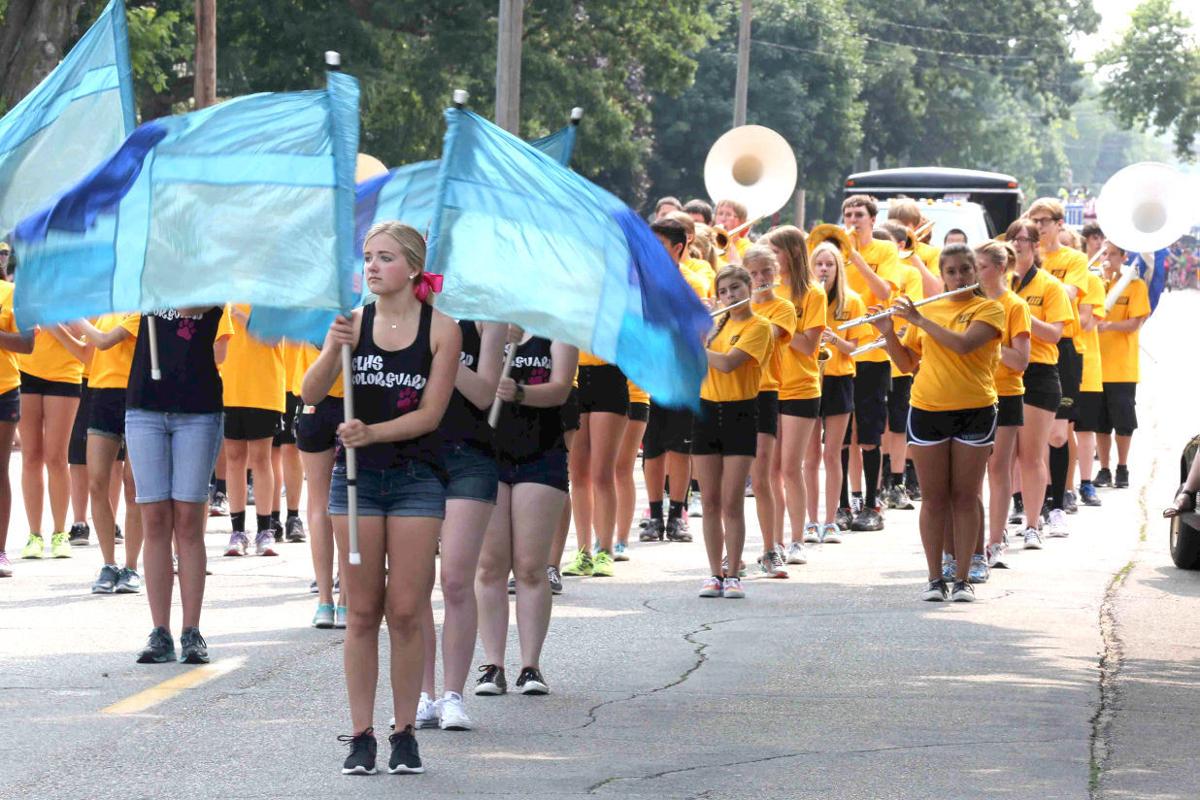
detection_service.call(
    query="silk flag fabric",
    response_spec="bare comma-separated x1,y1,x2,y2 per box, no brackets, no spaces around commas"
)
0,0,136,236
248,123,579,346
427,109,709,409
12,72,360,330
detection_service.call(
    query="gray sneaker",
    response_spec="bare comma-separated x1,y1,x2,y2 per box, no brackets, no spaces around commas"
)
967,554,989,584
179,627,209,664
91,564,121,594
255,530,279,557
115,567,142,593
285,516,306,543
546,565,563,595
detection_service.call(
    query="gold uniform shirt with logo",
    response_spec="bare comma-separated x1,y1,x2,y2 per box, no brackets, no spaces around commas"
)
1013,268,1073,366
750,295,797,394
778,283,827,401
993,290,1032,397
1099,277,1151,383
701,314,773,403
902,295,1005,412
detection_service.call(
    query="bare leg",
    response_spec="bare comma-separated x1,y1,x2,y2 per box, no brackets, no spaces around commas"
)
428,498,492,697
302,449,338,606
692,454,725,577
87,434,122,566
19,393,46,534
615,418,647,547
911,442,951,581
950,442,992,582
121,461,142,569
751,431,777,551
174,500,208,628
821,414,851,524
1018,406,1055,530
719,455,755,575
384,516,440,731
140,500,174,629
568,417,593,553
987,426,1019,548
333,514,386,735
779,415,817,545
70,464,89,527
511,482,565,670
42,396,80,534
475,484,513,667
0,422,14,553
1116,434,1133,466
246,438,275,528
586,412,626,553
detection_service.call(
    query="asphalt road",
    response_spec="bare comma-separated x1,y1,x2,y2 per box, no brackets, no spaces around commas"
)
1,290,1198,800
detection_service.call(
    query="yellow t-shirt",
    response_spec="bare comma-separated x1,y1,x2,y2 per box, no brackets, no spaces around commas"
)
902,295,1004,412
294,342,344,399
701,313,772,402
88,314,140,390
578,351,607,368
1013,267,1073,366
683,258,716,297
825,289,869,378
20,328,83,384
0,282,21,394
1043,247,1089,340
915,241,941,277
848,238,901,363
751,295,797,393
1099,277,1151,383
890,263,925,378
778,283,827,401
680,264,708,300
1079,272,1107,393
627,381,648,406
733,236,751,258
993,290,1032,397
222,304,286,412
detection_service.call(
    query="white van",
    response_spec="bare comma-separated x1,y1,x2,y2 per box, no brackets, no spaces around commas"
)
875,199,992,247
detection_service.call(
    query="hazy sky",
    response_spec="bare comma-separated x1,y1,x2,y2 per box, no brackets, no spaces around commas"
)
1074,0,1199,61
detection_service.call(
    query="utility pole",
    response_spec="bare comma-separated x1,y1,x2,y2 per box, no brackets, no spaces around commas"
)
733,0,751,128
495,0,523,134
194,0,217,109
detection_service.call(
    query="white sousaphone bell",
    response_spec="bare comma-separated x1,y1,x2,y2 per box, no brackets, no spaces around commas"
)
703,125,798,241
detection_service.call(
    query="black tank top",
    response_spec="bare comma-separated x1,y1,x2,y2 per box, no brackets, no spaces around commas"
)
439,320,493,452
494,336,564,462
337,302,442,471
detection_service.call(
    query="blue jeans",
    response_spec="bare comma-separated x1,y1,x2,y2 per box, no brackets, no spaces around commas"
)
329,459,446,519
125,409,224,503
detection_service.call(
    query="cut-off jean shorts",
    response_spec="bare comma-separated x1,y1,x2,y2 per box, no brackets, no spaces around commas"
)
124,409,224,504
329,459,446,519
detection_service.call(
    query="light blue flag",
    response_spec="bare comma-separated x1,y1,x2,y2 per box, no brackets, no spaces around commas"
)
0,0,135,236
248,122,579,346
12,72,360,330
427,109,709,409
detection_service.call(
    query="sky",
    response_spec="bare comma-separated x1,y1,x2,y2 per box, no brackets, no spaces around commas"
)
1074,0,1200,61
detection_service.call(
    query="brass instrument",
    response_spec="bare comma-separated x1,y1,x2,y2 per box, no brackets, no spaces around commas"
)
703,125,798,244
836,283,980,331
807,223,855,262
898,220,935,259
817,344,833,377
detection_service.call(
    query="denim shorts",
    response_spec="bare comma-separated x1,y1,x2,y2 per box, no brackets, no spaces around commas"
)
442,441,499,504
498,447,569,492
124,409,224,504
329,459,446,519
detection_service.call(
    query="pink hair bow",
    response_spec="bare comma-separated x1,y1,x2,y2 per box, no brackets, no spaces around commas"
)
413,271,444,302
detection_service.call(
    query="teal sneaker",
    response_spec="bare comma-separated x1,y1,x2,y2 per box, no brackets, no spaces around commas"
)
313,603,335,629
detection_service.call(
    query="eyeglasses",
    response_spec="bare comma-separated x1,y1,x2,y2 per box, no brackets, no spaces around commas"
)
1028,216,1058,226
1011,237,1036,243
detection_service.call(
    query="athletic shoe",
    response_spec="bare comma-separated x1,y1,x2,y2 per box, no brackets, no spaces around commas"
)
892,485,915,510
1094,467,1112,488
507,577,516,595
1080,483,1102,507
591,550,615,578
387,726,424,774
880,485,896,509
114,524,123,543
941,553,957,583
474,664,507,696
439,691,473,731
850,507,884,532
744,475,755,497
68,521,90,546
339,728,377,775
0,551,11,577
309,579,319,594
1115,465,1130,489
312,603,335,629
20,534,44,559
639,519,664,542
136,626,176,663
904,462,921,500
921,579,949,602
688,493,703,517
985,542,1007,569
1008,496,1025,525
950,580,976,602
255,530,279,556
757,550,788,579
270,519,285,543
285,516,307,543
415,692,440,729
774,543,787,565
802,523,820,543
561,550,593,577
1045,509,1070,538
967,554,989,584
1064,489,1079,515
785,542,807,565
179,627,209,664
50,532,72,558
721,557,747,578
334,605,347,629
209,490,230,517
546,565,563,595
699,576,724,597
224,532,249,556
1023,527,1043,550
612,542,630,562
515,666,549,695
665,517,692,542
850,494,864,515
820,523,843,544
91,564,120,594
722,576,745,599
834,507,853,531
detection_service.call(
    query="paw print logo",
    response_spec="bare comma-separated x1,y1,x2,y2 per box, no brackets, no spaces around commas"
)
395,386,420,413
526,367,550,386
176,317,197,341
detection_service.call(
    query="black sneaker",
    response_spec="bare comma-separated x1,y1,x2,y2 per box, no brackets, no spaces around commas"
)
921,579,949,602
285,516,306,543
68,521,90,546
834,506,853,531
387,726,424,774
339,728,378,775
474,664,507,696
136,626,176,663
1094,467,1112,488
114,524,124,543
850,506,884,532
1080,482,1102,506
179,627,210,664
950,580,976,603
271,519,285,543
515,666,549,695
904,462,921,500
91,564,120,594
546,565,563,595
664,518,692,542
1008,495,1025,525
639,518,664,542
1064,489,1079,515
1115,465,1129,489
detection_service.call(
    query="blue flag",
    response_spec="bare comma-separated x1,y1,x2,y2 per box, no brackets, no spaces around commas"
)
248,123,579,346
0,0,135,236
1133,249,1168,312
427,109,708,409
13,72,360,330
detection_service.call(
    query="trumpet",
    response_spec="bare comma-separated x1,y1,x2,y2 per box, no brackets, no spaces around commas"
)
836,283,980,331
898,220,935,259
712,218,759,253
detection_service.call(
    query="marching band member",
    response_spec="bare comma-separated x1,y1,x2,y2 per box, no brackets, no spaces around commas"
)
684,199,715,226
615,380,650,559
0,278,32,577
272,340,307,543
1081,222,1105,263
1071,262,1109,507
879,223,924,511
714,199,752,260
885,198,942,291
868,244,1004,602
654,196,682,220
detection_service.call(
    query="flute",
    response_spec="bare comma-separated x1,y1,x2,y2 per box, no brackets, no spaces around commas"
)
836,283,980,331
708,282,780,318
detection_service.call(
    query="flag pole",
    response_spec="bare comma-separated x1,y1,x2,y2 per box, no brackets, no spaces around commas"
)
325,50,361,566
146,316,161,380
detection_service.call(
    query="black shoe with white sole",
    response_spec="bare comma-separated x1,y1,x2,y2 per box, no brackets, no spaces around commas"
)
388,726,424,774
515,666,549,695
339,728,377,775
474,664,507,696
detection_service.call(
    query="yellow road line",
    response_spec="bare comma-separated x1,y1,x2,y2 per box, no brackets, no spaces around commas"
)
102,656,245,715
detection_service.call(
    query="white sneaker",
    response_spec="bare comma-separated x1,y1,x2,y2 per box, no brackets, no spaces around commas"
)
688,493,703,518
785,541,807,565
1045,508,1070,538
802,523,820,544
438,691,473,731
819,523,842,544
415,692,440,729
1023,527,1044,550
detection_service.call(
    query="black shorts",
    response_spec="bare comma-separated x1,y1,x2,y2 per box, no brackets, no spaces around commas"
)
20,371,81,398
627,401,649,423
1076,391,1104,433
908,405,997,448
0,388,19,424
560,387,580,434
1023,363,1062,413
853,361,891,446
819,374,854,418
1100,382,1138,436
577,364,629,415
997,394,1024,428
296,395,344,453
224,406,282,441
643,401,693,459
69,382,92,465
691,398,757,457
273,392,302,447
888,374,913,434
87,387,127,439
779,397,819,419
1055,338,1082,421
498,447,569,492
756,391,779,437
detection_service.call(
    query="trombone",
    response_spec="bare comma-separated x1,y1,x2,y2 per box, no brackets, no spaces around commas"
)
898,220,935,259
836,283,980,331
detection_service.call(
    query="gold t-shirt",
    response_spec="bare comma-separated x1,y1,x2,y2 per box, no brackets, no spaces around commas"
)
902,295,1004,412
701,314,773,402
